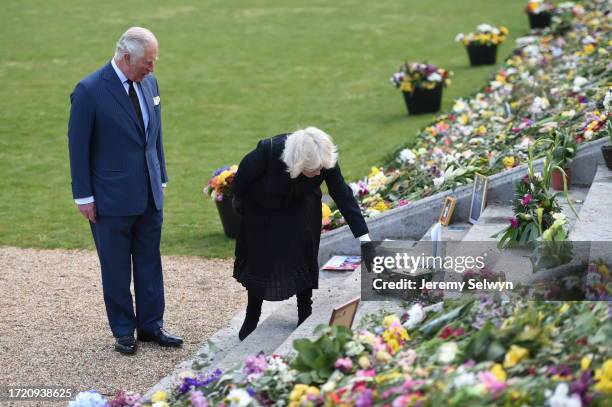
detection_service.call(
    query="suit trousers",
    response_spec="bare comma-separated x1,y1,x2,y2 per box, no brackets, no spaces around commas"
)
90,186,165,337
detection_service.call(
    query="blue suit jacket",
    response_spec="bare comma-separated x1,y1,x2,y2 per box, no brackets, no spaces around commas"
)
68,63,167,216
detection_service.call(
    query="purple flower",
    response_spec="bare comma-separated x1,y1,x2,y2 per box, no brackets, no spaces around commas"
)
355,389,374,407
177,369,223,395
521,194,532,205
213,166,231,176
509,217,520,229
548,364,572,377
570,371,594,405
189,390,208,407
244,353,267,376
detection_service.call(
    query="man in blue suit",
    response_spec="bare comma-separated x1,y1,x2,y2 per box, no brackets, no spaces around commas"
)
68,27,182,354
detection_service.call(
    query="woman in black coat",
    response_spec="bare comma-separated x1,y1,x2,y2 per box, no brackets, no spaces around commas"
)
232,127,370,340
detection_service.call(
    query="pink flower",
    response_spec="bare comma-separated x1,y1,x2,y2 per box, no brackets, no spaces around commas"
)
334,357,354,373
478,371,507,397
521,194,532,205
509,217,519,229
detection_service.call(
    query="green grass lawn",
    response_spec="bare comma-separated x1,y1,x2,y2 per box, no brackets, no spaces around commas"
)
0,0,528,257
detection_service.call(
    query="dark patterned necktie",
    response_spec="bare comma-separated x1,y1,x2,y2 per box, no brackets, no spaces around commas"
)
126,79,145,133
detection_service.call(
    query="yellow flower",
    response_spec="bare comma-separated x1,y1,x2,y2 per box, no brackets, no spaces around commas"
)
581,355,593,371
322,203,332,220
594,359,612,394
504,345,529,368
598,263,610,278
559,303,570,314
459,114,469,125
306,386,320,397
491,363,507,381
358,354,371,369
375,371,402,384
502,156,515,169
289,384,309,402
500,26,509,35
400,81,413,93
368,167,380,178
383,314,400,328
376,350,392,364
374,201,389,212
151,391,168,403
583,44,596,55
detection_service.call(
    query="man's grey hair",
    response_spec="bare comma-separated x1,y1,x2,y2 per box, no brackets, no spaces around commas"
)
281,127,338,178
114,27,158,61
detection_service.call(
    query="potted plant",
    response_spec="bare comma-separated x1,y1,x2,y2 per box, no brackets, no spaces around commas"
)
549,129,577,191
602,121,612,170
390,62,451,115
455,24,509,66
203,165,241,238
525,0,555,29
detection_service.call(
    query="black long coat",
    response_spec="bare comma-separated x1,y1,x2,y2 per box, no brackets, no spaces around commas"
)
232,134,368,301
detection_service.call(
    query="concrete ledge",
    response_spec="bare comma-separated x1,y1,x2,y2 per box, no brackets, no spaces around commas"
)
318,138,607,266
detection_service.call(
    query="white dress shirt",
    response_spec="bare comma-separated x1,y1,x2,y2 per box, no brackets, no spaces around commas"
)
75,59,161,205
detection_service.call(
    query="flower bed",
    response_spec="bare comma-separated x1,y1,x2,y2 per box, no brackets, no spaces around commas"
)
71,299,612,406
324,0,610,228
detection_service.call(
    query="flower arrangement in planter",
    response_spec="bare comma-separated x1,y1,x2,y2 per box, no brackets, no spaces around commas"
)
390,62,451,115
203,165,240,239
525,0,555,29
493,139,576,250
455,24,509,66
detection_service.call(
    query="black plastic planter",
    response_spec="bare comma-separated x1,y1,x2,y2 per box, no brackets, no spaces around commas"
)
602,145,612,170
215,195,241,239
466,44,498,66
528,12,552,29
402,85,443,115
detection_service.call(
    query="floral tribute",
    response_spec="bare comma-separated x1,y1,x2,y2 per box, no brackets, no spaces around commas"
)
70,299,612,406
455,24,509,47
390,62,452,94
525,0,555,15
203,165,238,202
323,0,610,225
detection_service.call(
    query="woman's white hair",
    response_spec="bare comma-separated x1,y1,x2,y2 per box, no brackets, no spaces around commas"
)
114,27,158,60
281,127,338,178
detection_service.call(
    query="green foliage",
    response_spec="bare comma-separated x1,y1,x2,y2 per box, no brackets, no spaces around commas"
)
291,324,353,384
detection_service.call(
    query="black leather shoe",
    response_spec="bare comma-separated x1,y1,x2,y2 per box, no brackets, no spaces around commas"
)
114,335,136,354
138,328,183,347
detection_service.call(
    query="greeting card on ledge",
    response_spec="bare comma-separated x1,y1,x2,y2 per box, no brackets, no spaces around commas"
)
321,255,361,271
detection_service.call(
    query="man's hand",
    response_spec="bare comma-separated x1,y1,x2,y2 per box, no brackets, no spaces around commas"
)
78,202,97,223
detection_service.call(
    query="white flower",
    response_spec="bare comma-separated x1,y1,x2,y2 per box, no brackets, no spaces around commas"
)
226,388,253,407
453,99,468,113
427,72,442,82
581,35,596,45
68,391,108,407
403,303,426,329
455,33,465,42
438,342,459,364
367,172,388,194
603,89,612,113
529,97,550,114
433,175,445,188
545,383,582,407
476,23,494,32
453,372,477,388
398,148,417,165
572,76,588,92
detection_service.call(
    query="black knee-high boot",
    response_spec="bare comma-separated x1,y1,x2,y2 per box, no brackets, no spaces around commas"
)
297,289,313,327
239,291,263,341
